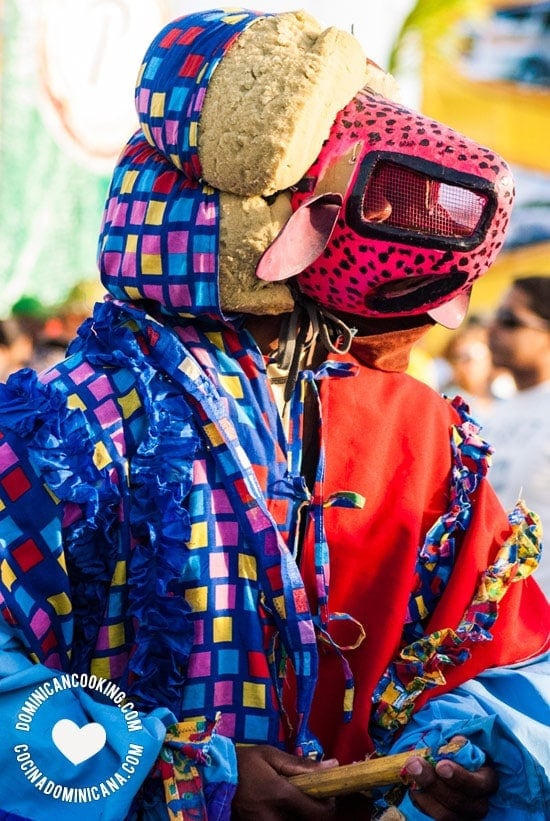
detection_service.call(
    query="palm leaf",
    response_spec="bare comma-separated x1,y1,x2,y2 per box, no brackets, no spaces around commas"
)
388,0,489,75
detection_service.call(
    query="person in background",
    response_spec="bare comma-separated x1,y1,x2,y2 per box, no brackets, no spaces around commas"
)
440,315,514,424
41,278,106,350
3,281,108,376
0,316,35,381
484,276,550,598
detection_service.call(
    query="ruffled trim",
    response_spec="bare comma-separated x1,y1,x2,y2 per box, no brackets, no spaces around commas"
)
370,397,536,750
124,388,197,709
1,356,119,525
0,300,200,704
73,301,199,709
403,396,492,642
371,501,541,749
114,300,326,751
0,367,122,668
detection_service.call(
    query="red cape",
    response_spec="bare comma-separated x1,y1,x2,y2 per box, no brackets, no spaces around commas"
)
296,339,549,764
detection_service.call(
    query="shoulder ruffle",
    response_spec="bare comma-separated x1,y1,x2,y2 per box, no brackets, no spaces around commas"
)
76,300,200,710
124,379,197,709
0,366,121,668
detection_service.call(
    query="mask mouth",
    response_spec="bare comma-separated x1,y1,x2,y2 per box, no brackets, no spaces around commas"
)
366,271,468,313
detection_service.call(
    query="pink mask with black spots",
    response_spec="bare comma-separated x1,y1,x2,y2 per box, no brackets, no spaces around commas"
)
256,88,514,328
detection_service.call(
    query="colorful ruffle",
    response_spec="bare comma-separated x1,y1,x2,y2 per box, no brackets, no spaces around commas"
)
0,367,121,669
370,397,542,750
371,500,541,750
154,714,237,821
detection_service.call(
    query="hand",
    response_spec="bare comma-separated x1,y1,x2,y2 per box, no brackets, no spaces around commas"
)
404,736,499,820
232,744,339,820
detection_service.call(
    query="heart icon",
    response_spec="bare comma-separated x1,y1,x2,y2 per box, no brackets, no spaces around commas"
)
51,718,107,765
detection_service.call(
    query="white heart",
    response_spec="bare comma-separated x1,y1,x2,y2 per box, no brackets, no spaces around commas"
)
51,718,107,765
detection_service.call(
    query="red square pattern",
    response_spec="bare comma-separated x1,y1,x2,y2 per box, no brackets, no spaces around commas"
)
1,466,32,501
248,650,269,678
12,539,44,571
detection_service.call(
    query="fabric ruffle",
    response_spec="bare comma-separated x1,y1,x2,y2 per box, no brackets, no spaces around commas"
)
74,301,200,710
125,386,198,710
0,367,122,669
370,397,542,750
371,502,541,749
402,397,492,643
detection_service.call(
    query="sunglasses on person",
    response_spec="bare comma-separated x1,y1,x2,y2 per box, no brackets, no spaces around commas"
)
493,309,549,332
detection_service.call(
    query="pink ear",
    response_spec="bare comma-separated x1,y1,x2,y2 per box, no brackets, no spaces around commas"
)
428,290,472,329
255,193,342,282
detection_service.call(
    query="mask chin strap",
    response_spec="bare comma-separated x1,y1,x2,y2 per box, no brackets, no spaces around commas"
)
273,291,357,402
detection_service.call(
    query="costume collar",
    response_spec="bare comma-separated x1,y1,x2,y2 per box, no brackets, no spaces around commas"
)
350,323,434,372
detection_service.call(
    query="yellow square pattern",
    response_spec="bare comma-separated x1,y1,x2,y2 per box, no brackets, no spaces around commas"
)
205,331,224,351
213,616,232,642
141,254,162,275
125,234,138,252
67,393,86,411
203,422,224,448
112,560,127,586
188,521,208,549
219,375,244,400
169,153,182,170
150,91,166,117
47,592,72,616
121,170,139,194
1,560,16,592
415,595,429,619
90,657,112,679
123,286,142,301
185,586,208,612
243,681,266,709
93,441,112,470
238,553,257,581
272,594,286,619
145,200,167,226
189,120,199,148
117,388,141,419
108,623,125,648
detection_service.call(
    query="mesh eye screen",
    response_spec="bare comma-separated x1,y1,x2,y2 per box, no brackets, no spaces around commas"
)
362,160,489,239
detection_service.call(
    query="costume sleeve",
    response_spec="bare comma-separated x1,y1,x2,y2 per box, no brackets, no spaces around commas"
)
0,369,238,819
383,652,550,821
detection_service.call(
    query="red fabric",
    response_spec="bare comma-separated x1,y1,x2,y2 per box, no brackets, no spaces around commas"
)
299,354,549,764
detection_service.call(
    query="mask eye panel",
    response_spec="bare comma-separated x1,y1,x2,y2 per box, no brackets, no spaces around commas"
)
347,152,497,251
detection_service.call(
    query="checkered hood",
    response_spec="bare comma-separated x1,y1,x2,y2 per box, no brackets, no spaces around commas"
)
97,9,268,320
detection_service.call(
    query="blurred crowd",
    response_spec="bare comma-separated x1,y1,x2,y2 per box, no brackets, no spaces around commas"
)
414,275,550,597
0,279,105,382
438,313,517,422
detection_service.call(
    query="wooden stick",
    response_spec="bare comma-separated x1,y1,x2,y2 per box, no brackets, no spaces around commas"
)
288,740,464,798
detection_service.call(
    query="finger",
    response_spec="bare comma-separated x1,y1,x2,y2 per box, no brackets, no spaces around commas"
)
281,783,337,820
433,735,498,798
264,745,339,778
234,746,338,820
405,757,495,820
256,771,337,820
434,758,499,798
